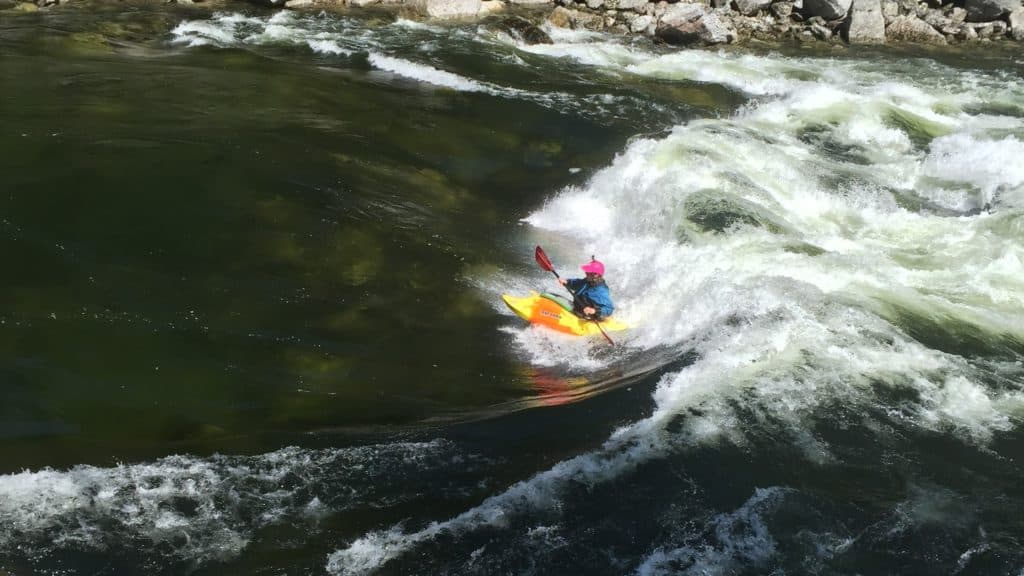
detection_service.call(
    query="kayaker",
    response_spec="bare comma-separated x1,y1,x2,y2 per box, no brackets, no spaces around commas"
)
559,258,615,320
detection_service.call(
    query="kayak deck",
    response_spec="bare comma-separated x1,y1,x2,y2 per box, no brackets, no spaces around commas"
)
501,291,628,337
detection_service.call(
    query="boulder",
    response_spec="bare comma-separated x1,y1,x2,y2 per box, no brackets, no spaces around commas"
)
881,0,898,22
617,0,648,11
410,0,483,18
924,9,950,27
846,0,886,41
886,14,947,41
656,3,736,44
547,6,606,28
968,19,1008,35
1011,7,1024,39
656,20,705,44
548,5,574,26
965,0,1020,21
771,1,795,17
810,20,833,37
802,0,852,19
660,3,707,24
630,13,655,31
495,15,554,42
479,0,504,13
734,0,773,15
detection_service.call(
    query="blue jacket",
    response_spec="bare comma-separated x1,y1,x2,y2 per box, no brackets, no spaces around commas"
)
566,278,615,319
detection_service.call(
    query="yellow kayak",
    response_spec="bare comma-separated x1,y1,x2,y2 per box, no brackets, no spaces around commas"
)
502,291,628,337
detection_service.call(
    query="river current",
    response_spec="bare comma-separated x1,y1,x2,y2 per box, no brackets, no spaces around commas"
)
1,5,1023,575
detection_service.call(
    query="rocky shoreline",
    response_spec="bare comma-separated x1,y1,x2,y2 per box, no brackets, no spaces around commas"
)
7,0,1024,46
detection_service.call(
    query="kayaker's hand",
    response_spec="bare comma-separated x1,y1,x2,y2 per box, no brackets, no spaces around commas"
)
583,306,596,316
559,278,568,286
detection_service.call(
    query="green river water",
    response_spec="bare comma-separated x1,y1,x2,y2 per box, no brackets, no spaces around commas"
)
2,4,1023,575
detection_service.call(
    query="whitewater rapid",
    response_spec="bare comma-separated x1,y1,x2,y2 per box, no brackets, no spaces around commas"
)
332,18,1024,575
3,9,1022,575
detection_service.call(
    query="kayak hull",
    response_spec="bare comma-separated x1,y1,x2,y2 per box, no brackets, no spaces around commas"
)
502,291,628,337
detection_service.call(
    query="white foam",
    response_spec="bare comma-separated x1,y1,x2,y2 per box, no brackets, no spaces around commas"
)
636,487,786,576
170,19,240,46
922,134,1024,209
0,441,461,563
307,39,353,56
367,52,489,92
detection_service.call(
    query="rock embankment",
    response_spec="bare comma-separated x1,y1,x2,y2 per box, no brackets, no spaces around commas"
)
543,0,1024,45
7,0,1024,45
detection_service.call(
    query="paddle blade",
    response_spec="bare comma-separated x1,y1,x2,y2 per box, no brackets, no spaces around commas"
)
534,245,554,273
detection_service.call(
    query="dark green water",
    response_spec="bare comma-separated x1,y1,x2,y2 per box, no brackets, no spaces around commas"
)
2,4,1023,576
0,4,699,470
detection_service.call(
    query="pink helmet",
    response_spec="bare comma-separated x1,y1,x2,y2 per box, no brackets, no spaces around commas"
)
581,260,605,276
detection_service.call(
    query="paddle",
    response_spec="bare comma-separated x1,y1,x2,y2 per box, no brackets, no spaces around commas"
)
534,245,615,346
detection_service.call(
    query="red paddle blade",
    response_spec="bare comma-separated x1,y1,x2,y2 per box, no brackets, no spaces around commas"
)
534,246,554,272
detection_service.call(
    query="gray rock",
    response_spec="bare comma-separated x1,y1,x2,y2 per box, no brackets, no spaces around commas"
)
1011,7,1024,39
656,18,706,43
630,13,655,30
734,0,772,15
955,21,979,37
656,3,736,43
965,0,1020,21
548,5,574,26
895,0,915,13
701,11,736,41
950,6,967,23
586,0,604,8
496,15,554,42
924,8,950,26
810,21,832,37
886,14,947,41
574,9,607,28
659,2,706,25
617,0,648,11
285,0,314,7
547,6,605,28
968,20,995,35
479,0,505,13
846,0,886,41
509,0,551,4
771,1,795,17
731,12,777,36
881,0,899,22
802,0,852,20
410,0,482,17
